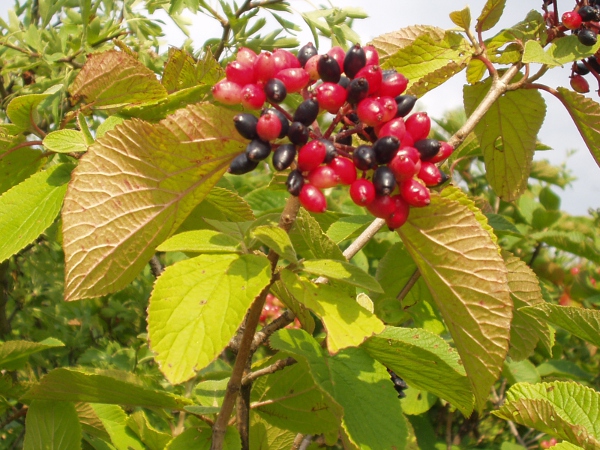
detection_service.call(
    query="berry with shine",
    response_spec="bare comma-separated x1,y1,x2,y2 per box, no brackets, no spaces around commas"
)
276,68,309,93
226,61,256,86
367,194,396,218
571,74,590,93
414,139,441,161
297,43,318,67
241,84,266,109
377,117,406,141
405,112,431,141
386,195,410,230
418,161,443,186
373,166,397,196
298,140,327,172
316,82,347,113
357,97,386,127
293,98,320,126
401,178,431,207
320,138,337,163
308,165,338,189
265,108,289,138
579,5,599,21
350,179,376,206
288,121,310,145
256,112,282,142
344,43,367,79
272,143,297,171
233,113,258,139
212,80,242,105
373,135,400,164
562,10,583,29
317,54,341,83
229,152,259,175
329,157,357,185
264,78,287,103
394,95,417,117
354,64,383,94
299,184,327,212
347,77,370,105
380,71,408,97
353,144,378,171
245,139,271,161
286,169,304,196
236,47,257,67
578,28,598,46
254,52,276,82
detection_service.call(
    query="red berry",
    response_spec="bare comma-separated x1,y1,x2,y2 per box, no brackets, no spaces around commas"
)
357,97,386,127
304,55,321,81
386,195,410,230
377,117,406,141
308,165,338,189
389,152,418,182
273,48,300,72
363,45,380,66
275,68,310,93
350,179,376,206
401,131,415,148
298,140,327,172
367,194,396,218
226,61,256,86
299,184,327,212
240,83,266,109
405,112,431,141
562,10,583,29
237,47,257,66
429,141,454,163
418,161,443,186
378,96,397,123
380,71,408,97
401,178,431,207
354,65,382,94
254,52,276,83
327,46,346,71
256,112,282,142
316,82,347,113
328,157,357,185
212,79,242,105
570,74,590,93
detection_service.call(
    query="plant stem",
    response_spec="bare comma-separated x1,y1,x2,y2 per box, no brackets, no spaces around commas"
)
211,196,300,450
242,357,296,385
342,218,386,260
251,309,295,352
397,269,420,302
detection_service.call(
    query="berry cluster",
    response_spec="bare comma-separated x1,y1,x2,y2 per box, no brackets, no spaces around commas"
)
213,43,454,230
260,293,300,328
570,55,600,93
387,369,408,399
560,2,600,46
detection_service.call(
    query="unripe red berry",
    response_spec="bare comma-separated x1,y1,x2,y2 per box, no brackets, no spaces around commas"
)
299,184,327,212
377,117,406,141
363,45,379,66
316,82,347,113
350,179,376,206
275,68,310,93
418,161,443,186
237,47,257,66
389,152,418,182
562,10,583,29
308,165,338,188
254,52,277,83
354,65,383,94
378,96,397,123
357,97,386,127
298,140,327,172
226,61,256,86
241,83,266,109
405,112,431,141
304,55,321,81
429,141,454,163
367,194,396,218
386,195,410,230
380,71,408,97
401,178,431,207
256,112,282,141
212,79,242,105
328,157,357,185
273,48,300,72
570,74,590,93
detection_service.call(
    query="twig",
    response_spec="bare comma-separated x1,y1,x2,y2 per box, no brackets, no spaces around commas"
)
0,406,27,429
342,218,386,260
250,309,295,352
242,357,296,385
396,269,420,303
299,435,313,450
445,406,454,450
507,420,528,448
0,140,44,160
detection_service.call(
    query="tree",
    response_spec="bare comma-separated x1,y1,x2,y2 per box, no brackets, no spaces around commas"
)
0,0,599,449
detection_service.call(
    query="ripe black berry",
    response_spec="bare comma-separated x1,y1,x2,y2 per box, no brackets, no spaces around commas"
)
320,138,337,163
344,43,367,79
317,54,341,83
394,95,418,118
233,113,258,139
335,131,352,146
579,5,599,21
245,139,271,161
346,77,370,105
264,108,289,138
578,28,598,46
373,166,396,196
588,56,600,72
288,121,310,145
272,144,297,171
338,75,351,89
265,78,287,103
229,153,259,174
286,169,304,196
293,98,320,126
297,43,318,67
414,139,442,161
574,61,590,75
373,136,400,164
353,145,377,171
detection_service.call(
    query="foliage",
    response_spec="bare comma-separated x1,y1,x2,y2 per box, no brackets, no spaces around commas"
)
0,0,599,449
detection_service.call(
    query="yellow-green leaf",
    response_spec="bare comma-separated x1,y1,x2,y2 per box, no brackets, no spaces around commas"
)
43,129,88,153
523,36,600,67
252,225,298,263
157,230,241,253
370,25,445,59
450,7,471,30
23,401,81,450
6,93,50,130
300,259,383,293
476,0,506,32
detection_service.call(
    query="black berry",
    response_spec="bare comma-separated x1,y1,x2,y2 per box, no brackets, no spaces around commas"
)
272,144,297,171
286,169,304,196
414,139,442,161
353,145,377,170
320,138,337,163
347,77,370,105
579,5,599,21
373,166,396,196
338,75,351,89
288,121,310,146
574,61,590,75
229,153,259,175
373,136,400,164
588,56,600,72
335,131,353,146
317,54,341,83
394,95,418,118
293,99,320,126
233,113,258,139
265,78,287,103
245,139,271,161
344,43,367,79
578,28,598,46
297,43,318,67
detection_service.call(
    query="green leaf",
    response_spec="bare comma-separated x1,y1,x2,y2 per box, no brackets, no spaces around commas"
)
537,360,594,382
370,25,445,59
485,213,522,235
291,208,345,261
22,368,191,409
157,230,241,253
503,359,541,385
529,230,600,264
148,253,271,384
476,0,506,32
503,252,552,360
300,259,383,293
252,225,298,263
407,61,468,97
6,93,51,130
0,142,42,196
556,87,600,168
466,58,488,84
280,270,385,353
384,31,471,92
70,50,167,109
522,36,600,67
270,280,316,334
494,381,600,449
270,329,408,450
400,386,437,416
23,400,81,450
363,327,474,416
127,411,172,450
397,193,512,413
96,116,126,139
0,338,64,370
464,77,547,201
326,215,372,244
90,404,144,450
441,186,497,244
252,359,342,434
166,423,240,450
539,186,561,211
204,187,255,222
0,163,73,263
450,7,471,30
520,304,600,348
43,129,88,154
249,413,297,450
162,48,200,93
62,103,245,300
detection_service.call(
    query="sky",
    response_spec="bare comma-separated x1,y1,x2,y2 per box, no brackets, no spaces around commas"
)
1,0,599,216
